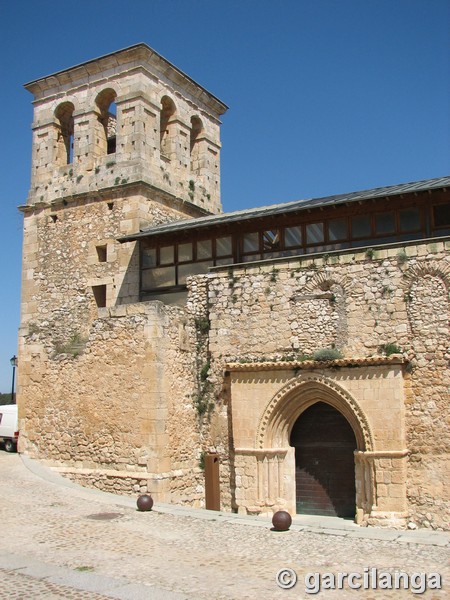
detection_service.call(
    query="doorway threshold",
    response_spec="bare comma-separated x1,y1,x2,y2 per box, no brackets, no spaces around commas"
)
292,514,358,531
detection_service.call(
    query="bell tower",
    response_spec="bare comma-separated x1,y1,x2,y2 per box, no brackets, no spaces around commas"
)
19,44,228,329
24,43,227,214
16,45,228,494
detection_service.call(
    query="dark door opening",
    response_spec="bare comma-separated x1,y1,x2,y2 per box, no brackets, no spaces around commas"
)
290,402,356,518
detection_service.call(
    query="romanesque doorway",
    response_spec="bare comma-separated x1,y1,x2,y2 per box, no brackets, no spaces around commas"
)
290,401,356,518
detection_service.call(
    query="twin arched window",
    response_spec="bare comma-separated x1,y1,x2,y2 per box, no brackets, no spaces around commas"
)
160,96,176,157
190,115,203,173
55,102,75,165
54,92,203,167
96,88,117,156
54,89,117,165
159,97,203,171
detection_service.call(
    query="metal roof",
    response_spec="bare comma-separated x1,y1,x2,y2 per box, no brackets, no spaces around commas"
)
119,175,450,242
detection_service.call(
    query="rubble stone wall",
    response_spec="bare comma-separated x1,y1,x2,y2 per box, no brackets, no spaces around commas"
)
201,240,449,529
18,235,450,528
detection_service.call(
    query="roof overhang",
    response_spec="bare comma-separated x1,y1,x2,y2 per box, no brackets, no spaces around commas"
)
118,175,450,244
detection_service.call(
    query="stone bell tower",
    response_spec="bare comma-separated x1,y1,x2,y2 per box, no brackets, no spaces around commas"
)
24,43,227,214
17,46,228,485
19,43,227,325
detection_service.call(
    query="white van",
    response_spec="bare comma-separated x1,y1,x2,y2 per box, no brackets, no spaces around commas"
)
0,404,19,452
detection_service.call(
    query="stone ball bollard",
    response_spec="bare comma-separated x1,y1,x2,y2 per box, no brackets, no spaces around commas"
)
137,494,154,512
272,510,292,531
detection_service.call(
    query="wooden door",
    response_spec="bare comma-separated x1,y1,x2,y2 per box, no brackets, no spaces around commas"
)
290,402,356,518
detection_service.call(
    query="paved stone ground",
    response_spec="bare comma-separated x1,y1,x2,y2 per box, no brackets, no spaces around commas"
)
0,451,448,599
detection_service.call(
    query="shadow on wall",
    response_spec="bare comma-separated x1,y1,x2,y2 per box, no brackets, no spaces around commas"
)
116,243,140,306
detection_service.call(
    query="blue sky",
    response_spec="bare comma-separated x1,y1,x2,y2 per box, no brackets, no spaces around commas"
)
0,0,449,391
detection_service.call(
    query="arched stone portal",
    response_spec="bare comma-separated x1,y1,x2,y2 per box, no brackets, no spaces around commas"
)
251,374,375,522
290,402,357,518
230,365,408,527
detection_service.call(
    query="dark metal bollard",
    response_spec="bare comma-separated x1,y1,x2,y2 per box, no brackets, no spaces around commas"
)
137,494,154,511
272,510,292,531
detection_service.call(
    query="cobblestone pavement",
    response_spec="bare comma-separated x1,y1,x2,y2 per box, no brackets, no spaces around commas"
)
0,452,448,599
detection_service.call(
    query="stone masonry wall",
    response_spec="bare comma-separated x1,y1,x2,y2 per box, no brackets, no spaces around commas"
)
18,231,449,526
18,182,222,506
20,187,201,327
201,240,449,529
19,301,211,506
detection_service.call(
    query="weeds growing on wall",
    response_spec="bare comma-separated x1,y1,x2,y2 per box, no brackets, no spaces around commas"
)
198,451,205,471
396,250,409,264
193,310,215,420
194,392,209,416
193,381,214,417
312,348,343,361
195,317,210,334
53,332,87,358
227,268,237,289
200,361,210,381
379,342,403,356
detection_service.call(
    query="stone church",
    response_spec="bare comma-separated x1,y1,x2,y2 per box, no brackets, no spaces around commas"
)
17,44,449,529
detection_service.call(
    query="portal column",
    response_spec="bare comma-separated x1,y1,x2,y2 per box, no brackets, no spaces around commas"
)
355,450,409,527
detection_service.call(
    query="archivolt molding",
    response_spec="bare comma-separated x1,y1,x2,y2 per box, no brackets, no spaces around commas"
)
53,99,77,116
401,260,450,292
302,270,352,295
256,373,374,452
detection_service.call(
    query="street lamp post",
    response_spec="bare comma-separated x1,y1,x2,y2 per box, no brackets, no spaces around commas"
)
10,355,18,405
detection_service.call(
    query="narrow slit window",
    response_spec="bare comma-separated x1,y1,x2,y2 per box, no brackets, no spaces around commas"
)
55,102,75,165
190,116,203,174
160,96,176,157
96,245,107,263
92,285,107,308
106,105,117,155
95,89,117,157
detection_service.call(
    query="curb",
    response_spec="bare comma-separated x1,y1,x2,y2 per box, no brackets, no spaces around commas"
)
20,454,450,548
